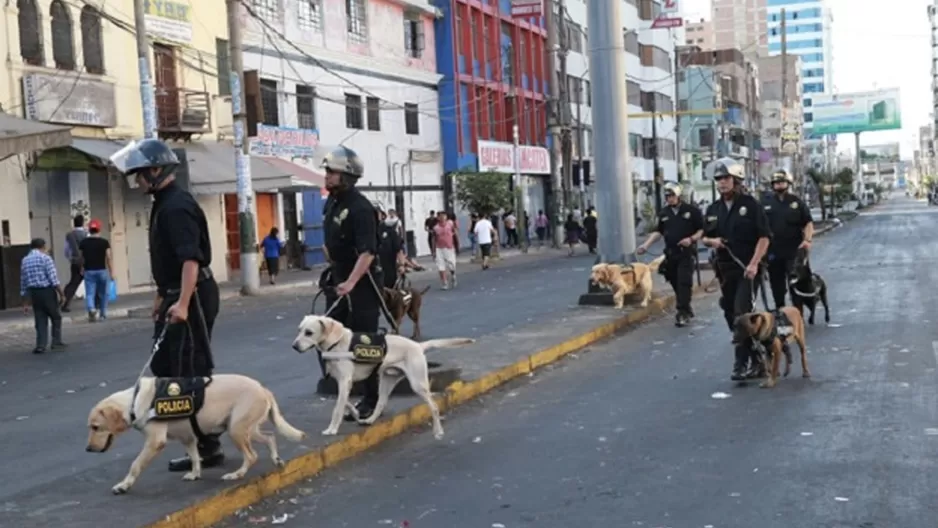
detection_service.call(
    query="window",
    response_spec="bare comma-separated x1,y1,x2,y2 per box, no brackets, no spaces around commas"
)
17,0,43,66
626,81,641,107
623,29,639,55
638,0,661,21
641,137,656,159
567,75,581,104
628,133,642,157
803,97,812,107
487,94,496,138
802,67,824,78
298,0,322,31
346,0,368,43
252,0,278,22
639,44,671,71
804,112,813,123
404,103,419,135
803,82,824,93
366,96,380,131
470,15,478,64
80,6,104,74
565,21,582,53
584,127,593,155
296,84,316,129
659,139,676,160
345,93,363,129
50,0,75,70
259,79,280,125
403,14,424,59
583,80,591,106
215,39,230,96
698,127,714,148
501,23,514,83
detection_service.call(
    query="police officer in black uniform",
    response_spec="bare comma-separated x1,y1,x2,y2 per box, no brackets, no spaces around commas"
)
110,138,223,472
318,146,384,422
637,182,703,327
377,208,406,290
762,169,814,308
701,158,772,381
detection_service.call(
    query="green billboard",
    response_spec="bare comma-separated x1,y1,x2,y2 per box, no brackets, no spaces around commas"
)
810,89,902,135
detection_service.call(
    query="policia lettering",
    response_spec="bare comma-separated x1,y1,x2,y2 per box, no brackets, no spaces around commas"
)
318,145,388,423
762,170,814,309
701,157,773,382
150,378,208,419
638,182,704,327
108,138,224,473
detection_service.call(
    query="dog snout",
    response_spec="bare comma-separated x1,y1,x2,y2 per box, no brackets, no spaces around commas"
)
292,340,307,353
86,445,95,452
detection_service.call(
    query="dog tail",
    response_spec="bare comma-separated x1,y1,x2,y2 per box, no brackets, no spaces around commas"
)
647,254,665,271
266,389,306,442
418,285,431,296
419,338,475,351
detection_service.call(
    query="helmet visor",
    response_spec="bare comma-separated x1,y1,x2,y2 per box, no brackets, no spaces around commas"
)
109,140,140,175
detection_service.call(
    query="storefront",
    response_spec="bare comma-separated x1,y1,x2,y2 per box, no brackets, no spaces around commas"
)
476,140,551,238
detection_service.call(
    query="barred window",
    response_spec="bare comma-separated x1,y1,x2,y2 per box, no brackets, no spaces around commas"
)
297,0,321,32
346,0,368,43
259,78,280,126
80,6,104,74
252,0,279,23
404,103,419,135
345,94,363,129
296,84,316,130
50,0,75,70
18,0,43,66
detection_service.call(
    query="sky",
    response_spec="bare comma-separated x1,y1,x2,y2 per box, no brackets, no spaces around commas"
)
683,0,933,158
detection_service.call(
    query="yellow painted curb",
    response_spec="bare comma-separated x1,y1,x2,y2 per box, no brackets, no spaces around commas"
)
145,287,708,528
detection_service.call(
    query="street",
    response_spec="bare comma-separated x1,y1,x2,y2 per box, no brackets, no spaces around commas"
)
212,195,938,528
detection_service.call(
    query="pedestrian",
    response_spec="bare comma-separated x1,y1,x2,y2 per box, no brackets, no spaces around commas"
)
637,183,704,327
78,219,113,322
261,227,285,285
582,207,598,254
20,237,67,354
424,210,438,259
61,214,87,312
762,170,814,308
468,212,479,259
701,157,772,381
503,211,518,248
535,210,548,247
378,208,406,289
317,146,385,423
110,138,223,472
449,211,461,255
473,212,496,270
433,211,457,289
564,213,580,256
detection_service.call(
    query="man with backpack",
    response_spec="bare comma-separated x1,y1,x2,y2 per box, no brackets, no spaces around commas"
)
62,215,87,312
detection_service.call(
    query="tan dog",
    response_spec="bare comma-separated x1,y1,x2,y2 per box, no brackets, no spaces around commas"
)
733,306,810,388
382,285,432,340
292,315,474,439
86,374,305,494
589,255,664,309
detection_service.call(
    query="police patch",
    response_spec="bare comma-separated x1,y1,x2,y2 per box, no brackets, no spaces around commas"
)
739,206,748,216
764,205,772,210
350,332,387,364
682,211,690,219
706,215,718,222
790,202,799,209
382,232,388,238
150,378,208,420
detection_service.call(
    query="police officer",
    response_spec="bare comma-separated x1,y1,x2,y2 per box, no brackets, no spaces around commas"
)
762,169,814,308
319,146,384,422
637,182,703,327
110,138,223,472
700,158,772,381
377,208,406,290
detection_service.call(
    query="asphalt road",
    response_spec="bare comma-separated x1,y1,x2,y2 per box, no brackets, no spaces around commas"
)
213,195,938,528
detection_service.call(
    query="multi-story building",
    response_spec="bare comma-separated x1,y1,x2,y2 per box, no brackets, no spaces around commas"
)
765,0,833,167
678,47,761,197
711,0,767,59
928,3,938,136
241,0,444,259
684,18,715,49
758,54,802,178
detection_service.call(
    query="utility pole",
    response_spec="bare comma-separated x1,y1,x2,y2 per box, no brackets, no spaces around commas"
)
780,8,789,176
651,96,662,213
132,0,156,138
576,81,586,209
674,48,682,182
545,0,567,247
747,63,757,191
583,0,634,267
512,124,529,252
709,123,716,202
226,0,260,295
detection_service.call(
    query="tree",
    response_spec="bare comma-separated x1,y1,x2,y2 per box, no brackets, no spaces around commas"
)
451,171,513,216
806,168,828,221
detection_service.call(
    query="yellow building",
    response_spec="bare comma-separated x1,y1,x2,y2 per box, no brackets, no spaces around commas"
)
0,0,315,302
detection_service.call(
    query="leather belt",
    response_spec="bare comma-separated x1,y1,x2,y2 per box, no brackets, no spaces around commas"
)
164,268,213,296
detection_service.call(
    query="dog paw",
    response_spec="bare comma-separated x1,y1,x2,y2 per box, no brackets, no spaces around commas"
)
221,472,244,481
321,428,338,436
759,381,776,389
182,472,200,482
273,457,285,468
433,430,445,440
111,483,130,495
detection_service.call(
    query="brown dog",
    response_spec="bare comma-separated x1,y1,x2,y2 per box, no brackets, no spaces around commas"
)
382,285,431,340
733,306,810,388
589,256,664,309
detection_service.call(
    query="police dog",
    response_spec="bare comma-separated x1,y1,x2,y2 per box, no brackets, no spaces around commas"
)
788,248,830,325
86,374,306,494
382,285,432,340
589,255,664,309
293,315,474,439
733,306,810,388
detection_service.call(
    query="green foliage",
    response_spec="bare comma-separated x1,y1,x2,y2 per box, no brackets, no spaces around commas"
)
834,168,854,186
451,171,513,216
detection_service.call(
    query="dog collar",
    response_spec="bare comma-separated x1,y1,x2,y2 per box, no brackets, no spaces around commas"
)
126,383,147,431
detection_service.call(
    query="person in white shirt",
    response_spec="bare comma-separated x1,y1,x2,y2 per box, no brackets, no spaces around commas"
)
473,215,497,270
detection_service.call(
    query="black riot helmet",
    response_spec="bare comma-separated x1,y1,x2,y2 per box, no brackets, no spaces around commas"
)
109,139,180,193
320,146,365,191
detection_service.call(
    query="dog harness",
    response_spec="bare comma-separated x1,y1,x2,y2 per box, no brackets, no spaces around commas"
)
127,377,213,442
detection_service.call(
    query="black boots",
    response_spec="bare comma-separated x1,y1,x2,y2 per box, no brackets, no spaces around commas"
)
167,436,225,472
344,400,375,423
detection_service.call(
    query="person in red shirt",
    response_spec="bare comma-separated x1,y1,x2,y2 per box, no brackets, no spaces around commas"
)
432,211,457,289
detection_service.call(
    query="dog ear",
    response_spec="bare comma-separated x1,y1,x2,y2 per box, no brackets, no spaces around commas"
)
322,317,346,345
748,313,763,333
100,405,127,434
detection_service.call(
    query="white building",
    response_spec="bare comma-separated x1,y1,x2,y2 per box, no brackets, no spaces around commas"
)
240,0,444,256
765,0,833,168
562,0,682,202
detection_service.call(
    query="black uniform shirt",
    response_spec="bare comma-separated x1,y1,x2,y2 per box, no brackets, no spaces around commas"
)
704,193,772,266
322,188,379,280
149,182,211,296
656,201,704,250
762,192,812,257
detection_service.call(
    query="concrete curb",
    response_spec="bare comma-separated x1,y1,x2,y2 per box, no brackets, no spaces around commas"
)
143,286,710,528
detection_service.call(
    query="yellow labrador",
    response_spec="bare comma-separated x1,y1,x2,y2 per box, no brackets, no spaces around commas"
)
86,374,305,494
292,315,474,439
589,255,664,309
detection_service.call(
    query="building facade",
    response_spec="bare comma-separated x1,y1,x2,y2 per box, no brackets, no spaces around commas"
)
929,2,938,138
241,0,444,258
711,0,767,59
758,54,802,178
684,18,715,49
765,0,833,166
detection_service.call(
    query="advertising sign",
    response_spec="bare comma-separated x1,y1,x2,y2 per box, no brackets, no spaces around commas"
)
811,89,902,135
22,72,117,128
510,0,542,18
477,140,550,175
144,0,193,43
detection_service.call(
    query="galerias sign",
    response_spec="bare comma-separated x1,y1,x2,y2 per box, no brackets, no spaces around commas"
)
477,140,550,175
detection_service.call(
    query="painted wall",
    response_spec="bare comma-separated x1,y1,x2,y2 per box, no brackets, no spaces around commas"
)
0,158,31,245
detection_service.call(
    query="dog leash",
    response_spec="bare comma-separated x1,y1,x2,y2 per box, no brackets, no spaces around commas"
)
720,244,773,312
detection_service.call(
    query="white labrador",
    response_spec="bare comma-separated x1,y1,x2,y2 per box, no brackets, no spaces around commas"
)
292,315,474,439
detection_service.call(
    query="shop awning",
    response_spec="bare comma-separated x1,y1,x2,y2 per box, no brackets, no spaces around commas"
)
0,114,72,159
181,142,325,195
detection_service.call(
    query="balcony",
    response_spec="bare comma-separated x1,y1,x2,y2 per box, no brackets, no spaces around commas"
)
156,87,212,140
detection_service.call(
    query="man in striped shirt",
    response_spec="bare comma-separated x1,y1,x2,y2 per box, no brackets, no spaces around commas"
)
20,238,67,354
